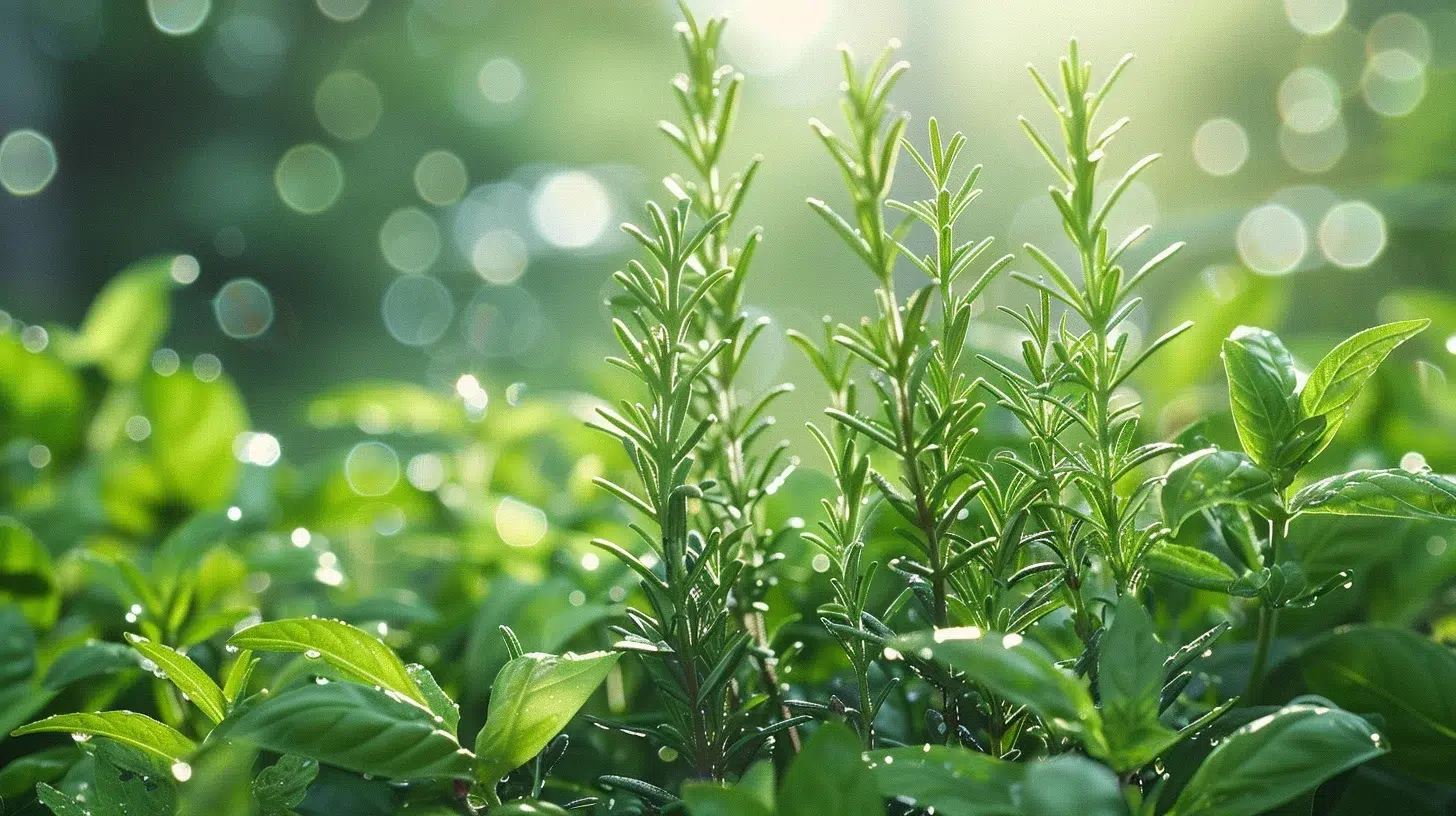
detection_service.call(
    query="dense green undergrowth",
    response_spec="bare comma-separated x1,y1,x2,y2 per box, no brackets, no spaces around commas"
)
3,6,1456,816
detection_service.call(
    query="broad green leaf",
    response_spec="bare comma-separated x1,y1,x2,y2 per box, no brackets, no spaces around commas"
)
1170,703,1386,816
43,641,140,690
36,782,88,816
1099,595,1176,772
228,618,426,708
176,740,256,816
0,332,85,456
891,628,1107,757
682,782,774,816
125,634,228,724
1300,626,1456,784
1222,327,1299,470
69,256,175,382
1299,319,1428,460
780,722,880,816
228,682,474,780
407,663,460,735
0,604,37,692
1160,448,1278,534
1289,469,1456,520
13,711,196,762
473,650,619,787
866,744,1019,815
0,518,60,629
1143,543,1240,593
153,511,242,590
94,739,177,816
0,744,78,798
253,754,319,816
1020,755,1127,816
141,368,248,508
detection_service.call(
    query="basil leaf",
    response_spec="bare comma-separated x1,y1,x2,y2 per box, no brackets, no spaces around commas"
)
12,711,196,763
682,782,774,816
866,744,1019,816
125,634,228,724
1021,754,1126,816
1300,626,1456,784
1299,319,1428,461
1222,327,1299,470
891,628,1106,758
1143,543,1239,593
252,754,319,816
228,618,426,708
1161,448,1278,534
228,682,473,780
68,257,173,383
36,782,89,816
1099,595,1176,771
1290,468,1456,520
473,650,618,788
43,641,140,691
1170,703,1386,816
780,722,879,816
406,663,460,735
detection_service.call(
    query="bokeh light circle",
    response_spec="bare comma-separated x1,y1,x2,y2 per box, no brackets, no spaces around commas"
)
478,57,524,104
1368,13,1432,67
0,130,58,196
1237,204,1308,276
462,285,545,359
315,71,382,141
381,275,453,346
1278,67,1340,134
379,207,441,273
471,228,529,284
1318,200,1386,269
275,143,343,214
413,150,468,206
316,0,369,23
148,0,212,36
532,171,610,249
214,278,275,339
344,441,399,496
1278,117,1347,174
1283,0,1346,35
1192,118,1249,176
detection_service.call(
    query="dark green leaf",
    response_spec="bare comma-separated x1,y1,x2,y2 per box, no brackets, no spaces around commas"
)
1299,319,1428,460
1300,626,1456,784
36,782,88,816
228,618,426,708
253,754,319,816
228,682,474,780
94,739,177,816
43,641,140,690
1099,595,1176,771
1020,755,1127,816
682,782,774,816
473,650,618,787
1222,327,1299,470
1161,448,1278,534
12,711,196,763
1144,542,1240,593
866,744,1018,816
0,518,59,629
779,722,880,816
1170,703,1387,816
1290,469,1456,521
407,663,460,735
0,745,78,798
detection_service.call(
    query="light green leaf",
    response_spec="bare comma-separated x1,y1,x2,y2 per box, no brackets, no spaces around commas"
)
43,641,140,690
682,782,774,816
125,634,228,724
307,382,467,435
1222,327,1299,470
407,663,460,735
228,682,474,780
0,518,60,630
1299,319,1428,460
891,628,1107,757
1160,448,1278,534
12,711,196,763
473,650,619,788
1300,626,1456,784
0,332,85,456
252,754,319,816
141,367,248,508
1289,468,1456,520
1143,543,1240,593
1099,595,1175,772
1170,703,1386,816
866,744,1018,816
780,722,880,816
69,257,176,382
36,782,88,816
228,618,426,708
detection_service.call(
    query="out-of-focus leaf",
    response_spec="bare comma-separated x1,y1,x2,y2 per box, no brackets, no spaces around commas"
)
866,744,1018,815
0,333,85,456
779,722,879,816
1161,448,1279,534
682,782,774,816
253,754,319,816
1020,754,1127,816
176,740,256,816
1144,543,1241,592
307,382,467,435
1169,703,1386,816
12,711,196,762
473,650,618,788
43,641,139,690
1299,320,1428,461
68,256,175,382
1099,595,1177,771
228,682,474,781
1222,327,1299,470
891,628,1107,757
124,634,227,724
0,744,78,798
0,517,59,629
1290,468,1456,520
228,618,426,708
1300,626,1456,784
141,368,248,508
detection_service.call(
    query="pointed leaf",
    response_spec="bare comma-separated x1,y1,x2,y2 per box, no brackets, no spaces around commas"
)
228,618,426,708
1160,448,1278,534
1289,468,1456,520
1222,328,1298,470
866,745,1020,816
12,711,196,763
1299,319,1428,459
125,634,227,724
779,722,879,816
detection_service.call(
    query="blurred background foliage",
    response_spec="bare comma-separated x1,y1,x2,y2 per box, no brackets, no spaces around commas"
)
2,0,1456,806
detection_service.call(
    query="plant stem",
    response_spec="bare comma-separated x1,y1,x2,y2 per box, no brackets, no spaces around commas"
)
1245,511,1287,701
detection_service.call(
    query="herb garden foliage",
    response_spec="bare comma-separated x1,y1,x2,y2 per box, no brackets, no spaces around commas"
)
3,7,1455,816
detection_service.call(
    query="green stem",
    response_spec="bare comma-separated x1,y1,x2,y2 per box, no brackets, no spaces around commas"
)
1246,512,1287,701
